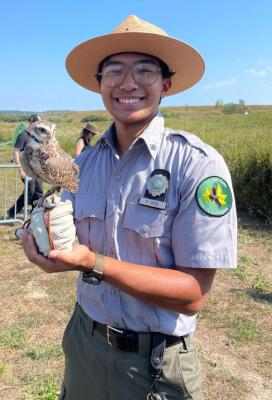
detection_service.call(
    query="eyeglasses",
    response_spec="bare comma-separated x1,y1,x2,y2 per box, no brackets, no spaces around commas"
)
96,63,162,87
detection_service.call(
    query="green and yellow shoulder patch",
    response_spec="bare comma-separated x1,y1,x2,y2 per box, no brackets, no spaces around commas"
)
196,176,232,217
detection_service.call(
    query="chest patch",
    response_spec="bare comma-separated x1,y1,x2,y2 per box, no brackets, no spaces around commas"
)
196,176,232,217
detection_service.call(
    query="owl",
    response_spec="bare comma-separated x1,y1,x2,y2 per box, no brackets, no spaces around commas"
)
20,120,79,202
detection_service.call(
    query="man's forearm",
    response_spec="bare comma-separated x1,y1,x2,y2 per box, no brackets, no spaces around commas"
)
101,256,216,315
13,149,21,166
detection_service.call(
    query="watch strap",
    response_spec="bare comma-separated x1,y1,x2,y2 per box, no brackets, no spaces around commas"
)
93,252,104,275
82,252,105,285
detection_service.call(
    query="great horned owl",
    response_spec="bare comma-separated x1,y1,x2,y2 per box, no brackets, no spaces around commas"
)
20,120,79,201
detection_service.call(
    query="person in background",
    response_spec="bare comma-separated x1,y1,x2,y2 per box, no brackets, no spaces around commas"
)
75,122,99,156
21,15,237,400
7,114,43,218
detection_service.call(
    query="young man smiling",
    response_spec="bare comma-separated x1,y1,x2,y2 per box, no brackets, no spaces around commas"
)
98,53,172,155
21,15,237,400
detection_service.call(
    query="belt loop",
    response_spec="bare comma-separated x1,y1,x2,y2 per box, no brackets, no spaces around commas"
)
138,332,151,356
89,317,94,335
77,303,94,335
180,333,191,353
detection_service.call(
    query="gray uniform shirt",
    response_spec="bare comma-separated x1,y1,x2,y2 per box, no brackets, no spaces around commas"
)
62,113,237,336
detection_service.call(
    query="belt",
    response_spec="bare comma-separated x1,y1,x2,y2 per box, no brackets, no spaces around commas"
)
93,321,184,352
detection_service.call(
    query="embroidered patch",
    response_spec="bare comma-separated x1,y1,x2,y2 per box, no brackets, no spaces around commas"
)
196,176,232,217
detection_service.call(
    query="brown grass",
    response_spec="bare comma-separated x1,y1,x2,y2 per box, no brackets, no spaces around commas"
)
0,214,271,399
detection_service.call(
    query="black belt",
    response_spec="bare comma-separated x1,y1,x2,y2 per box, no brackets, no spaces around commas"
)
93,321,184,352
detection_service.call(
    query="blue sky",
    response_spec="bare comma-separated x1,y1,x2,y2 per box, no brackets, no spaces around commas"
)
1,1,271,111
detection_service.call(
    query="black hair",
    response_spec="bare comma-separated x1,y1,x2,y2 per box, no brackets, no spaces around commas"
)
158,59,175,79
79,128,93,144
95,53,175,81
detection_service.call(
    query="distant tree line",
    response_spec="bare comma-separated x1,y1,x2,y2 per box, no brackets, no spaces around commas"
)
215,99,249,115
81,114,111,123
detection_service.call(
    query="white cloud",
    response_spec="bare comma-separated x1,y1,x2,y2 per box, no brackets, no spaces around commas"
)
246,68,267,77
203,78,236,90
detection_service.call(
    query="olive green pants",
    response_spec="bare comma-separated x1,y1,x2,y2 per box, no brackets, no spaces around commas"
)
59,304,203,400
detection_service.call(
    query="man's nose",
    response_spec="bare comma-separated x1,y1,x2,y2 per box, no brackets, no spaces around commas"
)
119,70,139,90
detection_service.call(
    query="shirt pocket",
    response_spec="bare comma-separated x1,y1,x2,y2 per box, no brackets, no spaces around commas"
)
74,194,106,252
122,202,174,266
123,202,173,237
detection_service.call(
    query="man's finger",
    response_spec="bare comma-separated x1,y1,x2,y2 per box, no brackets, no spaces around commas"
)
48,249,73,263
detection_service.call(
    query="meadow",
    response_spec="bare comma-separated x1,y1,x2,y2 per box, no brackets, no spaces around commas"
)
0,106,271,399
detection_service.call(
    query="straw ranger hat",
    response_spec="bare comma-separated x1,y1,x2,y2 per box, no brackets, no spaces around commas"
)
66,15,205,96
83,123,99,135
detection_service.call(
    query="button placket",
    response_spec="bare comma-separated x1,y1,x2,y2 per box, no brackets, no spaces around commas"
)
105,169,123,258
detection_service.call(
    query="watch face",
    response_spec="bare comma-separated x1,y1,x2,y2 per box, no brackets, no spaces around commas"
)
82,272,102,285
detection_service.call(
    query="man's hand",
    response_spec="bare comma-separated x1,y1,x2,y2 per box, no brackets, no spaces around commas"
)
21,229,95,274
19,168,26,179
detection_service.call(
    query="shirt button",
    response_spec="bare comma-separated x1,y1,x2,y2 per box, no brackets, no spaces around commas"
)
110,288,116,295
108,210,113,217
114,175,121,181
143,225,150,232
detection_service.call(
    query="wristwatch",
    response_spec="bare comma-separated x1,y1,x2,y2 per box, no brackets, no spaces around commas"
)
82,252,105,285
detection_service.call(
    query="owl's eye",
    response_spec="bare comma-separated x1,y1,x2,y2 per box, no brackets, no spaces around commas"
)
39,128,46,133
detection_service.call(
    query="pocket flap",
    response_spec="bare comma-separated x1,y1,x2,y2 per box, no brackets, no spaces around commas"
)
123,202,173,237
74,194,106,221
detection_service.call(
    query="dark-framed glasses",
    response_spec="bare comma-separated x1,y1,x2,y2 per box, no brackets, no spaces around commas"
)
96,63,162,87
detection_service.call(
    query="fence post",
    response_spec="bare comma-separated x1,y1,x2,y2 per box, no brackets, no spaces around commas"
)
0,164,29,225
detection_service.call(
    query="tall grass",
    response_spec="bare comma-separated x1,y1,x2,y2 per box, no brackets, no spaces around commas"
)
160,106,272,223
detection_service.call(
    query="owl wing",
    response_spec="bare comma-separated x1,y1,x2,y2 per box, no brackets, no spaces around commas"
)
20,149,41,180
43,152,79,192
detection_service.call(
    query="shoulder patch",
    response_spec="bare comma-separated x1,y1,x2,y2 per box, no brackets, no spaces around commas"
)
196,176,232,217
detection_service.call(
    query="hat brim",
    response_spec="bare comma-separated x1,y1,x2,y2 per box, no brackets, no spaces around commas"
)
66,32,205,96
84,129,99,135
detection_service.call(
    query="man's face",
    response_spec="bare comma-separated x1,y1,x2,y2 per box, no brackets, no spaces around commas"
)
99,53,171,127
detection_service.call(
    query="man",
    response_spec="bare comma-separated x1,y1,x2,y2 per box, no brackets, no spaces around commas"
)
7,114,43,218
21,15,237,400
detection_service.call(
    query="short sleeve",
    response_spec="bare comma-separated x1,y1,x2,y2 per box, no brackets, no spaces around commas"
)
172,151,237,269
14,132,28,151
61,190,75,215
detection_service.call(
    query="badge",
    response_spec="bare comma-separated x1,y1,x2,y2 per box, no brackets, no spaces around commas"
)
139,169,170,210
196,176,232,217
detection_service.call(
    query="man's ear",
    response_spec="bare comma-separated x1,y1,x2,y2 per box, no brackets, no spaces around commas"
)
161,79,172,97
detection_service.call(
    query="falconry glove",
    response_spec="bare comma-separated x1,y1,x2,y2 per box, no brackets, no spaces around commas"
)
16,194,76,257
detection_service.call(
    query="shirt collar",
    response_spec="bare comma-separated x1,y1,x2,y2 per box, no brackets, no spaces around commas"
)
136,112,165,159
97,124,118,155
97,112,165,160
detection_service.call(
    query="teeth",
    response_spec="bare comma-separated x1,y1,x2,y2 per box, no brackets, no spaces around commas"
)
118,98,141,104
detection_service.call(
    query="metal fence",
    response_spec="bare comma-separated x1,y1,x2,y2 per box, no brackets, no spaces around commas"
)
0,164,29,225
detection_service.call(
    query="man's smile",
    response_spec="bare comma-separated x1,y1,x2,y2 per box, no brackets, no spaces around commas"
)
113,96,145,105
117,97,143,104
